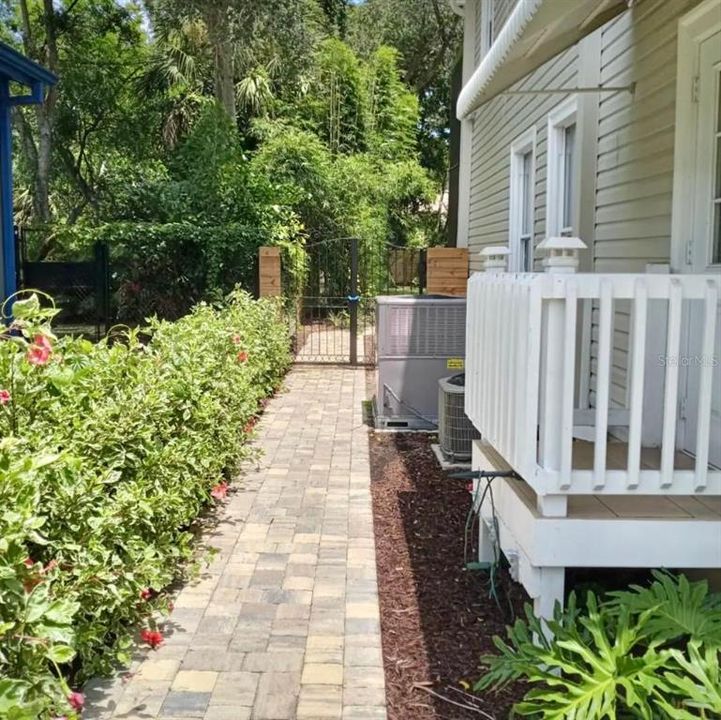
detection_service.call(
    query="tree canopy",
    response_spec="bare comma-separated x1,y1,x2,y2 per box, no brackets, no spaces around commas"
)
3,0,460,309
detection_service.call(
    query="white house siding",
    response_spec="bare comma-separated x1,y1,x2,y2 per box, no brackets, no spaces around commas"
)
467,47,579,273
474,0,483,65
595,0,700,271
590,0,701,410
493,0,516,40
462,0,706,406
473,0,518,67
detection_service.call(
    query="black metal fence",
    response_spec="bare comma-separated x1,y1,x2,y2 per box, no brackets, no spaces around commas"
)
284,237,426,364
16,227,111,341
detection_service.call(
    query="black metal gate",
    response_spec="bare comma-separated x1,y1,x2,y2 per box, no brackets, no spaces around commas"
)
17,227,111,340
285,237,425,365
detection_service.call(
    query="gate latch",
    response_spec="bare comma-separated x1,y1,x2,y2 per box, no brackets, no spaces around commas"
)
346,295,360,303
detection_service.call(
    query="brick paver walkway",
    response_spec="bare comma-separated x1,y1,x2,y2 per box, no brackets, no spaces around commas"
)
85,367,386,720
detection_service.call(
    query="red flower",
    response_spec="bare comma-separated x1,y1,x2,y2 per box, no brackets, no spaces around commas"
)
26,335,53,366
0,389,10,405
231,334,242,345
67,691,84,711
140,629,163,649
34,334,52,351
211,482,229,500
236,351,248,363
139,588,153,600
23,557,34,568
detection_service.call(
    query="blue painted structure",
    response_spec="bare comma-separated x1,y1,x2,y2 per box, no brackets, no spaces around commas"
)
0,41,57,303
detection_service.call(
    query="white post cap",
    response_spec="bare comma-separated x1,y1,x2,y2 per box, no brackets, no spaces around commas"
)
480,246,510,272
538,237,587,273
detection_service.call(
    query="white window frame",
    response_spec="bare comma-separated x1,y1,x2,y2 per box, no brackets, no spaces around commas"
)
546,96,579,238
509,127,537,272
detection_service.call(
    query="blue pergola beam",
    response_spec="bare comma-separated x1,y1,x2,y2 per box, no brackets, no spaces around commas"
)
0,78,16,303
0,41,57,304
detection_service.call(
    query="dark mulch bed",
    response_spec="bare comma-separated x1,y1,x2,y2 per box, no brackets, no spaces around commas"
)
370,433,528,720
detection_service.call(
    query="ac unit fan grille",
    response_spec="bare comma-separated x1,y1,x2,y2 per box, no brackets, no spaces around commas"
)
438,376,480,461
386,305,466,357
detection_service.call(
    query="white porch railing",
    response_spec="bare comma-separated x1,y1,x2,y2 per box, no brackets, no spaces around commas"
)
465,241,721,498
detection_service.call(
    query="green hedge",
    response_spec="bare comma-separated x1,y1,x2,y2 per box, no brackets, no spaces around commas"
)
0,291,291,718
55,222,271,321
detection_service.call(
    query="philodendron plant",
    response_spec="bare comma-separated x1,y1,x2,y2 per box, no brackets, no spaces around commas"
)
475,571,721,719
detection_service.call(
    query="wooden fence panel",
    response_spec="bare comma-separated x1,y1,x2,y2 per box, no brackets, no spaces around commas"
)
426,247,469,296
258,246,281,297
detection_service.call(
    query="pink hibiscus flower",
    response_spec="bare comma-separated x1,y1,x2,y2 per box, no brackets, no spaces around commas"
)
0,389,10,405
67,691,84,711
211,482,229,500
26,334,53,366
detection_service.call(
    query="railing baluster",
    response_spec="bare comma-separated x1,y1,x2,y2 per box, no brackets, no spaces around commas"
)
499,276,508,447
661,279,683,487
627,279,648,489
694,279,719,491
525,279,543,481
479,278,491,430
464,276,476,423
517,279,532,471
497,277,509,451
488,276,499,442
476,278,485,425
560,282,577,489
508,281,520,466
594,280,613,490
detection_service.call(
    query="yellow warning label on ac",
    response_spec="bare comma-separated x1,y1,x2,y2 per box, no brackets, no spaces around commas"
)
447,358,464,369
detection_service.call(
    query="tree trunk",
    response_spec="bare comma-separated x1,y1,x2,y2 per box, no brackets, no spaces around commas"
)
204,3,236,124
17,0,59,224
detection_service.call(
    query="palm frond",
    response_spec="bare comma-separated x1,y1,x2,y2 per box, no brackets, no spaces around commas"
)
236,68,274,117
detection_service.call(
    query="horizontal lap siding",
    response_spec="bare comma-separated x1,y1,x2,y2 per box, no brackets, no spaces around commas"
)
467,47,579,273
474,0,483,65
591,0,698,409
594,0,699,272
493,0,516,39
474,0,519,67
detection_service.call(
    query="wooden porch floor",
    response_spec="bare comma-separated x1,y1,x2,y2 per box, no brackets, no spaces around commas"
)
572,439,697,473
513,480,721,520
480,439,721,520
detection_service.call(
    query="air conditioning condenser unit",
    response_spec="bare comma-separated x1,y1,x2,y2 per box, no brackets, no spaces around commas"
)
438,374,480,461
375,295,467,429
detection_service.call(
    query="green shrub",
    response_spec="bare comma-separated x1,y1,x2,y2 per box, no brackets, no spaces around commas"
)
476,571,721,719
0,291,291,718
54,222,274,321
300,38,367,155
250,124,341,243
365,46,419,162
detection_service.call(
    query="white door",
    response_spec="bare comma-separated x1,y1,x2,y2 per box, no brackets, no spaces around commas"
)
682,29,721,469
